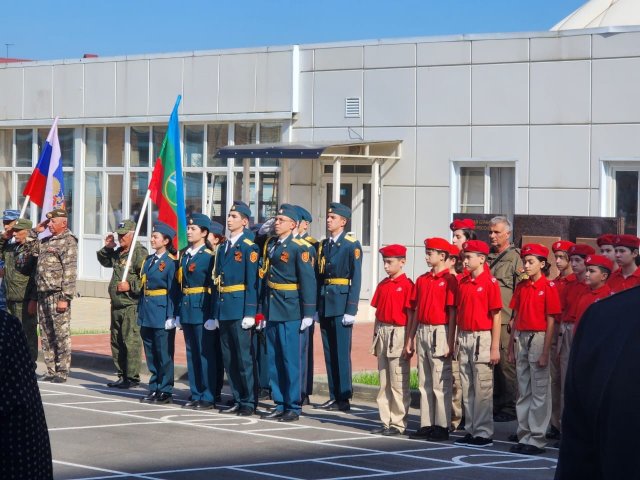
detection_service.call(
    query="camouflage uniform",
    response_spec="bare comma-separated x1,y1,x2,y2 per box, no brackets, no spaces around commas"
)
28,228,78,380
97,242,148,383
0,234,38,364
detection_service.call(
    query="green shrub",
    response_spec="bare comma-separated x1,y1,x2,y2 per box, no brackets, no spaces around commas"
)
353,369,419,390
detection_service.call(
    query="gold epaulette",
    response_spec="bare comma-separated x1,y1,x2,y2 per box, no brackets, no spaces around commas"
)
304,235,317,244
292,238,305,246
344,235,357,243
243,238,254,246
168,253,177,260
204,248,214,255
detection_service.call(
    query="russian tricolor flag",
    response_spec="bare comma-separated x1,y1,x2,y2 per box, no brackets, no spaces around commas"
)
22,117,65,224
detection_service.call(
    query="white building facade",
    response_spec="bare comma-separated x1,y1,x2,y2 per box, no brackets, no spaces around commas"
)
1,26,640,297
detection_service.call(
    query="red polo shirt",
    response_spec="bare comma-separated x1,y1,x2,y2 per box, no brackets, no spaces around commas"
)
510,275,562,331
608,267,640,294
553,273,575,302
574,284,612,330
413,269,457,325
455,270,502,331
371,273,415,326
560,276,589,323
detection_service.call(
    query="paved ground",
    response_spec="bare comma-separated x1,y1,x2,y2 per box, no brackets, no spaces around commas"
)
43,368,558,480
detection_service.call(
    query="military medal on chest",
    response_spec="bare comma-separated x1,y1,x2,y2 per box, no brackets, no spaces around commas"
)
235,250,243,262
188,262,196,272
280,251,289,263
159,261,166,272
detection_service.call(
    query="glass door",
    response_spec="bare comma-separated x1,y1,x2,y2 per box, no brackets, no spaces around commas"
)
323,176,373,299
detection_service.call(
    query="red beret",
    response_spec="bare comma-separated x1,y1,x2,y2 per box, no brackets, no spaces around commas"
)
462,240,489,255
424,237,451,252
450,218,476,232
596,234,616,247
585,254,614,272
448,243,461,258
521,243,550,259
379,244,407,258
613,234,640,249
552,240,575,253
568,244,596,257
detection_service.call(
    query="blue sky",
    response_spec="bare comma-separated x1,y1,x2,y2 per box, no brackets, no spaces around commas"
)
3,0,586,61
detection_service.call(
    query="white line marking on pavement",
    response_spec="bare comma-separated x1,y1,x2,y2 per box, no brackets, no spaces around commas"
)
49,421,165,432
57,399,123,405
52,460,162,480
315,459,390,474
228,466,302,480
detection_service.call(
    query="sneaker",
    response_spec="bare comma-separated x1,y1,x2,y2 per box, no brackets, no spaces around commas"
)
409,426,433,439
427,426,450,441
470,436,494,447
454,433,474,445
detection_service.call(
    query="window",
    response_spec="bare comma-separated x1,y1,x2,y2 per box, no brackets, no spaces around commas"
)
184,125,204,167
455,164,515,218
207,125,228,168
130,126,150,167
605,164,640,235
0,130,10,167
16,129,33,167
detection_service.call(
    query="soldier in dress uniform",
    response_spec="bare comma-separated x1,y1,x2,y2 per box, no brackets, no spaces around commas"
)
213,201,260,416
178,213,217,410
207,219,226,404
315,202,362,412
0,216,38,366
294,205,318,405
138,223,179,404
97,219,148,389
259,204,316,422
27,208,78,383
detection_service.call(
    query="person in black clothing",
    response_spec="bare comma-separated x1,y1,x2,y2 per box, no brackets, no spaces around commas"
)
0,310,53,479
555,285,640,479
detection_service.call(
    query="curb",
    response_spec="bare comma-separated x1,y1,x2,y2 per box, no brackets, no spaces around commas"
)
68,351,421,407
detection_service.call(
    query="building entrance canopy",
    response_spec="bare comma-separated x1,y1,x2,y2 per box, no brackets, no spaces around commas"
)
215,139,402,291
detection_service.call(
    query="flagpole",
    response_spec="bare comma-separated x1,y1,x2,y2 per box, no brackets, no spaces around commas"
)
120,189,151,283
19,195,30,218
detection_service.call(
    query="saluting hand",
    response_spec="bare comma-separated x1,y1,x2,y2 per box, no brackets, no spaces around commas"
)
105,233,117,249
35,220,49,234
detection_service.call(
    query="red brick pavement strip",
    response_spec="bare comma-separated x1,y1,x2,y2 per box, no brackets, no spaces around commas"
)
70,322,392,374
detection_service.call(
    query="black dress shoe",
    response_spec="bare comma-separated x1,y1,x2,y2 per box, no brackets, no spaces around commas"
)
278,411,300,422
327,400,350,411
427,426,449,441
261,409,285,419
194,400,214,410
51,376,67,384
220,404,240,414
140,392,158,403
409,426,433,439
508,433,519,442
510,443,525,453
382,427,402,436
116,380,139,389
520,444,546,455
153,393,173,404
183,400,199,408
314,399,336,409
107,378,125,388
301,395,310,406
39,374,56,381
237,407,255,416
370,425,389,435
546,425,561,440
258,388,272,400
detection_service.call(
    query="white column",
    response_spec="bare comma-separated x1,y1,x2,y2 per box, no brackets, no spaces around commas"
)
371,158,381,296
332,156,341,202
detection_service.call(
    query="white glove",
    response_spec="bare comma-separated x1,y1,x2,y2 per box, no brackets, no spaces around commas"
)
313,312,320,323
300,317,313,331
256,319,267,331
165,318,176,330
204,319,219,331
342,314,356,326
241,316,255,330
174,316,181,329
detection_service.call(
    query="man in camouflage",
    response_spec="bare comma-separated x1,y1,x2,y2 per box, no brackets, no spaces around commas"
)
0,216,38,366
27,208,78,383
97,219,148,389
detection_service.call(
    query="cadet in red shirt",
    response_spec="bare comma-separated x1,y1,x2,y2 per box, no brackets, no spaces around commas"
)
609,234,640,293
405,238,457,441
574,255,613,331
597,234,619,274
548,240,574,441
446,242,465,432
508,244,561,455
453,240,502,447
369,244,414,436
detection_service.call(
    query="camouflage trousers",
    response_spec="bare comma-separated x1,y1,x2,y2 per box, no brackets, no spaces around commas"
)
7,299,39,366
110,304,141,382
37,292,72,378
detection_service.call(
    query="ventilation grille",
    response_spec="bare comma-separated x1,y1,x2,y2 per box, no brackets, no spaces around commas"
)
344,97,361,118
